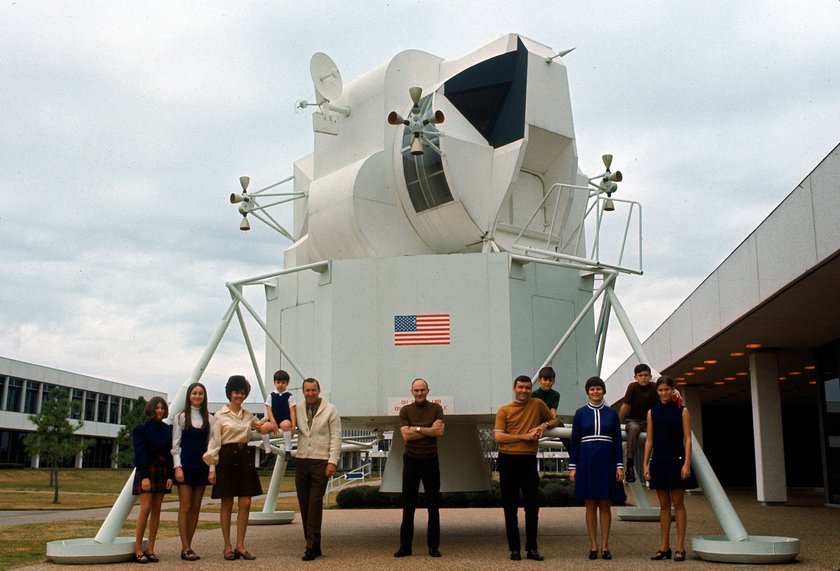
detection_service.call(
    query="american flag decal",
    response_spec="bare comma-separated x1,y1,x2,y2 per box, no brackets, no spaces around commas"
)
394,314,450,346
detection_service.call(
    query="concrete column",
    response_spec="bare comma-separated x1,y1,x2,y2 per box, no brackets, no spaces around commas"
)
75,449,84,469
1,376,7,410
682,385,704,449
749,351,787,504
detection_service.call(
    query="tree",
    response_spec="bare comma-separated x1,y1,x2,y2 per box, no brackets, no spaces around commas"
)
113,396,147,468
23,387,91,503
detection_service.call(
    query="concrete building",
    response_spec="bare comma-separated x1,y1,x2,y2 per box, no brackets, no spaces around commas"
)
0,356,166,468
606,143,840,507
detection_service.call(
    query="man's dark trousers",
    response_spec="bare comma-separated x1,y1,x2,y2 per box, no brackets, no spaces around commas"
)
498,452,540,552
399,454,441,551
295,458,328,552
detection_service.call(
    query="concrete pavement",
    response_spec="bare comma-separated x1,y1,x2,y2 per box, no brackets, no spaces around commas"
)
11,489,840,570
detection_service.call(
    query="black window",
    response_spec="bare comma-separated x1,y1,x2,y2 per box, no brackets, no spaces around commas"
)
5,378,22,412
97,394,108,423
84,392,96,422
110,398,120,424
71,389,83,420
23,381,39,414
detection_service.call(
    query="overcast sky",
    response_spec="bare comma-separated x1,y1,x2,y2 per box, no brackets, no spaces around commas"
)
2,1,838,404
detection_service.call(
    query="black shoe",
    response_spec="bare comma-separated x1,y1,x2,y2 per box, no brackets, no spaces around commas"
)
625,459,636,482
588,550,598,560
526,549,544,561
301,549,317,561
650,548,672,560
602,550,612,560
393,547,412,558
428,548,441,557
510,551,522,561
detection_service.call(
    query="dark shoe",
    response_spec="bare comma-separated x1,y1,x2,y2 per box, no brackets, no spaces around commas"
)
143,552,159,563
301,549,317,561
588,550,598,560
234,549,255,560
393,547,412,557
625,459,636,482
428,548,441,557
133,554,150,564
674,550,686,562
223,551,235,561
526,549,544,561
510,551,522,561
650,548,672,560
602,550,612,560
180,550,200,561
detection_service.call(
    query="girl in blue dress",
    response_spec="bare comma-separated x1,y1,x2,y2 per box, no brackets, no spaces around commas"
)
172,382,211,561
132,396,173,563
643,376,697,562
569,377,625,560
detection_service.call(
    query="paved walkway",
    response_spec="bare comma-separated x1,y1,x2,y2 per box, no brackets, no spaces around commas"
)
12,489,840,570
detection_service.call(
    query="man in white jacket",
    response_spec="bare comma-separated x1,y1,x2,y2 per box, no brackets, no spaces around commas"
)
295,377,342,561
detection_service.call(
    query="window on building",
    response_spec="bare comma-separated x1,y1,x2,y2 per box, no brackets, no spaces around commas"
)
71,389,83,420
121,398,132,421
5,378,22,412
97,394,108,423
40,383,55,402
0,376,6,409
84,392,96,422
23,381,40,414
109,397,120,424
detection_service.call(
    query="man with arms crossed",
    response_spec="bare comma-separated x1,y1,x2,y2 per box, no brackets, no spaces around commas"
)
295,378,342,561
394,378,445,558
495,375,557,561
618,364,657,483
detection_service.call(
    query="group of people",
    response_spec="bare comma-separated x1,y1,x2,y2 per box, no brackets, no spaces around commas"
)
130,371,341,563
130,363,695,563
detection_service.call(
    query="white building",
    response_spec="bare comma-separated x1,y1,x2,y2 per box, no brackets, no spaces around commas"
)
0,356,166,468
606,142,840,507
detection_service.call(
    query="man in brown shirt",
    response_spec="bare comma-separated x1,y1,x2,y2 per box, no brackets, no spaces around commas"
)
394,378,445,558
618,364,657,482
495,375,556,561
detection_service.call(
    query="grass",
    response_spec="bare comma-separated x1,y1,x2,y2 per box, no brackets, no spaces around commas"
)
0,468,306,570
0,468,297,510
0,520,217,571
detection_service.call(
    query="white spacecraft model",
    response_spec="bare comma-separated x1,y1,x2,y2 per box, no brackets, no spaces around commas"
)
231,34,639,492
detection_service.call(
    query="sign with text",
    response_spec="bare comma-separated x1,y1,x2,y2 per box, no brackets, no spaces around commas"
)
387,396,454,416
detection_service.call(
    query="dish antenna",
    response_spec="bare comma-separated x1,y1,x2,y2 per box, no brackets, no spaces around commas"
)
297,52,350,119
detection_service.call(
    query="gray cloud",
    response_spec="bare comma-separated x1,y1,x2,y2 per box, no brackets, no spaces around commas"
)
1,1,838,400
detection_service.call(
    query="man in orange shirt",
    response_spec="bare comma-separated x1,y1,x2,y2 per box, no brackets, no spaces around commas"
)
495,375,557,561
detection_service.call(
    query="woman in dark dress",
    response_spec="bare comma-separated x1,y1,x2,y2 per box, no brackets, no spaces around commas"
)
172,382,211,561
132,396,174,563
569,377,625,560
203,375,272,560
643,376,697,562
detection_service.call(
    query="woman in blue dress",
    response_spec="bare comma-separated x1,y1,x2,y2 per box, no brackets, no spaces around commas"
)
569,376,625,560
643,376,697,562
172,382,211,561
132,396,174,563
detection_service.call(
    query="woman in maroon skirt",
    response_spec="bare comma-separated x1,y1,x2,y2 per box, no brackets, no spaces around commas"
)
132,396,174,563
203,375,272,560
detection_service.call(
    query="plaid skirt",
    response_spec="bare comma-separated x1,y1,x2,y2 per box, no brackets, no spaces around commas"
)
211,443,263,499
133,453,173,495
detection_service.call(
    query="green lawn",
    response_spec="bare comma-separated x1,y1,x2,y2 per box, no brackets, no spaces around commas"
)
0,468,312,570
